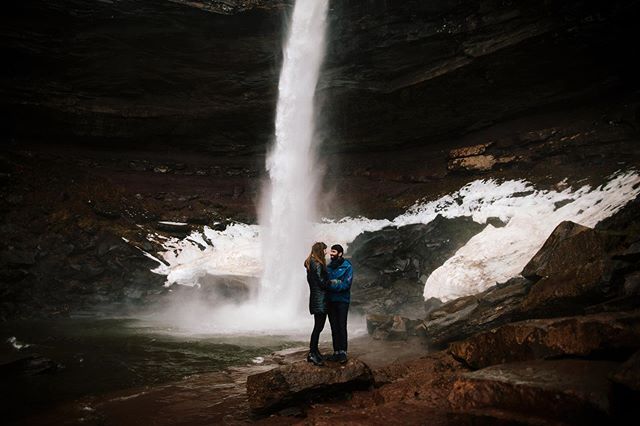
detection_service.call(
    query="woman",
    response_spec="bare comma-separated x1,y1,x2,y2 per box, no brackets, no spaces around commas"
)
304,241,330,366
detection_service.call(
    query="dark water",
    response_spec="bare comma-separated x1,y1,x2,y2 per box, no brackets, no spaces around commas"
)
0,317,302,421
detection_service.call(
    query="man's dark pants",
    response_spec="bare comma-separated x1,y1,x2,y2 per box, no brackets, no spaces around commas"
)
327,301,349,353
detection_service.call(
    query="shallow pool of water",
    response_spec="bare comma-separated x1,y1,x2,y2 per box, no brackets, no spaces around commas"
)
0,316,304,422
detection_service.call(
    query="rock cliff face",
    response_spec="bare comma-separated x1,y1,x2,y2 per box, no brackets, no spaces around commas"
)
323,0,639,149
0,0,288,152
2,0,639,153
2,0,639,219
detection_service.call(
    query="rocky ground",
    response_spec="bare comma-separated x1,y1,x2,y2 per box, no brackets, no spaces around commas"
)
14,336,428,426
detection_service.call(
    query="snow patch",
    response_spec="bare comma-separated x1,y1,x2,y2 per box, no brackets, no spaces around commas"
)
146,171,639,303
425,171,640,301
7,336,30,350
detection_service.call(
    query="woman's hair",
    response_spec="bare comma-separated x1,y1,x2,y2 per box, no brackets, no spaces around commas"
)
304,242,327,270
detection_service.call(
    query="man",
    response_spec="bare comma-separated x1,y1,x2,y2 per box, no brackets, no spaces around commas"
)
326,244,353,364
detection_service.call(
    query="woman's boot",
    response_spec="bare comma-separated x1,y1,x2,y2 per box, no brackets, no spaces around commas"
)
307,351,325,366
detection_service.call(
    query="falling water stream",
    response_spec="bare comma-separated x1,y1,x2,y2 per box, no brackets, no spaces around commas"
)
258,0,329,316
140,0,333,333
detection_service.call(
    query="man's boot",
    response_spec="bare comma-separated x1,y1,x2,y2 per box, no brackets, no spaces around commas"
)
325,351,340,362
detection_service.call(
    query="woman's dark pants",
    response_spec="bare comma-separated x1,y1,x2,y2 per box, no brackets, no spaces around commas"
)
310,313,327,353
328,301,349,353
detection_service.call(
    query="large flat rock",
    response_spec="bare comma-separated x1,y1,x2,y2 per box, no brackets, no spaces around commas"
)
449,311,640,369
448,360,618,425
246,358,373,413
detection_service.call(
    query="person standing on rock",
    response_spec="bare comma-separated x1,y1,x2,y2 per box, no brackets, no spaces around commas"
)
326,244,353,364
304,241,331,366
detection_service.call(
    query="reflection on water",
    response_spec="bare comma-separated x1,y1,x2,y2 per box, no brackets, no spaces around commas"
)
0,317,303,422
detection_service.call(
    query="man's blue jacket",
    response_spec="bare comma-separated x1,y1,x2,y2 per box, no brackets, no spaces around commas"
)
327,257,353,303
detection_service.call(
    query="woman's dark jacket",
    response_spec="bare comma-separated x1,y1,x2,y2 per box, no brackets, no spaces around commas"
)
306,258,330,315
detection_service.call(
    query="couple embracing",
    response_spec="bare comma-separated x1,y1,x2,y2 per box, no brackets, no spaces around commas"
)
304,242,353,366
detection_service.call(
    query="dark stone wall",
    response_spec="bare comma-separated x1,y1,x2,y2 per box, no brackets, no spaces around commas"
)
1,0,639,153
319,0,640,150
0,0,288,152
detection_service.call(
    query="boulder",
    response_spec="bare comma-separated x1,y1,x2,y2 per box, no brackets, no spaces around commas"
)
520,221,622,314
366,314,424,341
366,314,393,335
246,359,373,413
388,316,409,341
522,221,602,279
349,216,484,317
449,311,640,369
423,278,531,348
448,360,618,425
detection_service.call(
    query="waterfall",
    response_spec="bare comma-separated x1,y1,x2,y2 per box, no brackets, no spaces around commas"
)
258,0,329,315
143,0,331,334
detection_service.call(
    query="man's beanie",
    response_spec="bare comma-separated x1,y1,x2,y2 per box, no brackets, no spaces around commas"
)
331,244,344,254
